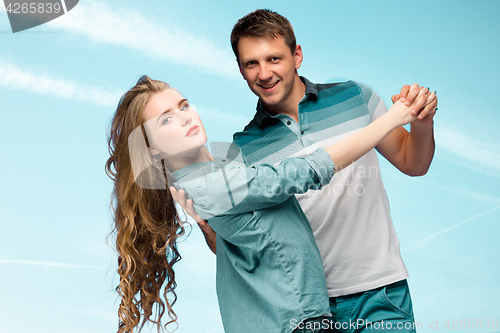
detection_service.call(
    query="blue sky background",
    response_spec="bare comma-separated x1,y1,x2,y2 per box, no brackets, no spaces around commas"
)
0,1,499,332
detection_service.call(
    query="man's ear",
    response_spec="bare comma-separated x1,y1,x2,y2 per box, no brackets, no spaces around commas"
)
294,44,303,70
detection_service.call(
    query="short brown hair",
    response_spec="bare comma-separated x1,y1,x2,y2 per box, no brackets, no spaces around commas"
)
230,9,296,60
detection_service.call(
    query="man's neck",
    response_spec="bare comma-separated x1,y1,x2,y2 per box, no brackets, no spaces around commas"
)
262,75,305,123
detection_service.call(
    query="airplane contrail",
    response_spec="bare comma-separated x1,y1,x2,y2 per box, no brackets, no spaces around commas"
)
416,205,500,246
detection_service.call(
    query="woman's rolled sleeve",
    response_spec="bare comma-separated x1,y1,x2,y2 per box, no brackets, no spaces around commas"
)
182,149,334,218
304,148,335,186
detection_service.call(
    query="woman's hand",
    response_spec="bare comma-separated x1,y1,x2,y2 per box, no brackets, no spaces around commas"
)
392,83,438,123
170,187,203,222
386,87,436,128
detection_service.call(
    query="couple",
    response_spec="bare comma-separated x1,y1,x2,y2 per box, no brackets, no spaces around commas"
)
106,9,437,333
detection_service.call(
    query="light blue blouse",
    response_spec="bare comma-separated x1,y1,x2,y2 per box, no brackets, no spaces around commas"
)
171,148,334,333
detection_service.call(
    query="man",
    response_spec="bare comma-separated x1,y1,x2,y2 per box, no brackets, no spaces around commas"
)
177,8,436,333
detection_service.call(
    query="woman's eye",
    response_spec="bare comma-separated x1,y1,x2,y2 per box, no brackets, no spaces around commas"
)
161,116,172,125
180,105,189,112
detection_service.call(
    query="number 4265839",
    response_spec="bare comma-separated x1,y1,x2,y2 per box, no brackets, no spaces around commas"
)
5,2,62,14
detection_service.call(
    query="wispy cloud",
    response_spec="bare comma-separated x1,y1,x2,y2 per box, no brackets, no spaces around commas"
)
435,124,500,178
413,180,500,207
0,259,101,269
416,205,500,246
48,0,238,78
0,59,121,106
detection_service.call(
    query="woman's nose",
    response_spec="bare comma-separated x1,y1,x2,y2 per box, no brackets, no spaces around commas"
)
180,112,191,126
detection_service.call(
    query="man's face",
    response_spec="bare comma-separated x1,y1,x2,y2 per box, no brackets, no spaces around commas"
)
237,36,303,112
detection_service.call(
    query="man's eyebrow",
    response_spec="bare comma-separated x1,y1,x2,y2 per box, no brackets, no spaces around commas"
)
240,52,285,64
268,51,286,58
156,99,188,124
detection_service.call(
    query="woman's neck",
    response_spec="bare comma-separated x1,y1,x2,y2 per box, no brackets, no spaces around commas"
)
164,145,213,172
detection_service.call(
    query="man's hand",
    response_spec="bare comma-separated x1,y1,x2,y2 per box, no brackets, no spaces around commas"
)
376,83,437,176
392,83,438,124
170,187,217,254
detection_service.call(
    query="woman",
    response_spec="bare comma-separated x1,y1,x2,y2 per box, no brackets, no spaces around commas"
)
106,75,433,333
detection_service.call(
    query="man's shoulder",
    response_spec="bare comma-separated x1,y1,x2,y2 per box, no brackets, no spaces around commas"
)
314,80,354,92
311,80,382,109
313,80,372,96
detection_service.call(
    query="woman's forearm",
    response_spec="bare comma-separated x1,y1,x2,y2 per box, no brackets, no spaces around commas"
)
325,100,414,171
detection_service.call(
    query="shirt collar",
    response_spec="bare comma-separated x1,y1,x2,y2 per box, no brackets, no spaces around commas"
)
170,159,213,183
254,76,318,126
171,142,239,183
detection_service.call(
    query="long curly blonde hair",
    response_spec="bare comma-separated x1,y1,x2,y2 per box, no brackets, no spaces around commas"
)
105,75,185,332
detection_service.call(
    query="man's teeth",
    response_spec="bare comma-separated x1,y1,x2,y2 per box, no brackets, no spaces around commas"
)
261,82,278,89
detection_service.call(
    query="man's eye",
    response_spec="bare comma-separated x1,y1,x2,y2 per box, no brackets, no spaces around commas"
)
246,61,256,67
270,57,279,62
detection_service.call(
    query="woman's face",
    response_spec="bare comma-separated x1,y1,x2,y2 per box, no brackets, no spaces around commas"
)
142,89,207,158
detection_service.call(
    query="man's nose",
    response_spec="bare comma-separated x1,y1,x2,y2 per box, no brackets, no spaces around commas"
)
258,63,272,81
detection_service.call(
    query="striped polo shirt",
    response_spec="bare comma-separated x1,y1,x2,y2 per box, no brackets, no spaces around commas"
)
232,77,408,297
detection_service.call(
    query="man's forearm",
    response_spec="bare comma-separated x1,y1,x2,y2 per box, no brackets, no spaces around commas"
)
199,222,217,254
404,121,435,176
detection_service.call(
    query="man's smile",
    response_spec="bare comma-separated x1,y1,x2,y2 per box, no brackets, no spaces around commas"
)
258,80,279,91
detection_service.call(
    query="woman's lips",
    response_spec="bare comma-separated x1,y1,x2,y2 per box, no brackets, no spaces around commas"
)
186,125,199,137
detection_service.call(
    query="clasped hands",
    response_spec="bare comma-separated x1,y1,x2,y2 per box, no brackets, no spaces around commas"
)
392,83,438,124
